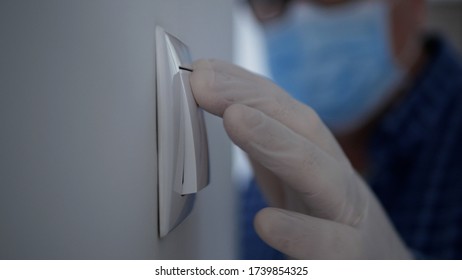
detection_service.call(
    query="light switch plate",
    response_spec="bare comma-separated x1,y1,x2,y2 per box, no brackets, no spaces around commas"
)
156,26,210,238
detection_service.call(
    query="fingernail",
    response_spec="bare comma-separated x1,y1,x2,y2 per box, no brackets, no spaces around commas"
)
190,59,215,90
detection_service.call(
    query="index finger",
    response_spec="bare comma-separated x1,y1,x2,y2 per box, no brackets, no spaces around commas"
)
190,59,347,162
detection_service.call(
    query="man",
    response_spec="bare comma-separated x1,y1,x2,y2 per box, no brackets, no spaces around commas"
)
190,0,462,259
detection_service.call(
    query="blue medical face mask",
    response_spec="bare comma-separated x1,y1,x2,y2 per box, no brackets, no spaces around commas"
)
263,0,404,133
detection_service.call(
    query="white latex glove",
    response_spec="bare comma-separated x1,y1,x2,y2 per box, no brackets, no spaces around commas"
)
190,59,411,259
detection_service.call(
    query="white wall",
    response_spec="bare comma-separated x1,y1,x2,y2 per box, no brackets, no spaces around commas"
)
0,0,236,259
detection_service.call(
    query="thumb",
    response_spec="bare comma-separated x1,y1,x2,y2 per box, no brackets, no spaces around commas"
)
254,208,362,259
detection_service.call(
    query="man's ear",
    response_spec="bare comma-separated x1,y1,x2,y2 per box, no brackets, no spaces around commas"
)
413,0,426,31
389,0,426,69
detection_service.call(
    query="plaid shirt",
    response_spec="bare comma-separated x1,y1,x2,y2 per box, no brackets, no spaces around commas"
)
241,37,462,259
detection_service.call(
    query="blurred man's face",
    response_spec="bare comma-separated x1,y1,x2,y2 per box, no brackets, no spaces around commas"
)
248,0,426,132
249,0,425,71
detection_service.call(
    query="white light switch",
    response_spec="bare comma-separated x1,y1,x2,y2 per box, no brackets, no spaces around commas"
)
156,26,210,238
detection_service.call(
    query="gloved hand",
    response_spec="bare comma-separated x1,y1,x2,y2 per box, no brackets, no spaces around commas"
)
190,59,411,259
